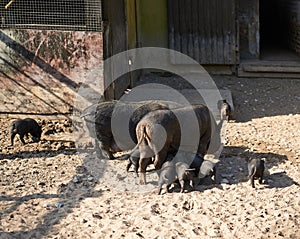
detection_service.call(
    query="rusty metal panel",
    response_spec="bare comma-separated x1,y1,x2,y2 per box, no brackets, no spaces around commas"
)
168,0,237,64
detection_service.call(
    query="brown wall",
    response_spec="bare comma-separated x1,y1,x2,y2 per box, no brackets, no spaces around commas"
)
0,30,103,115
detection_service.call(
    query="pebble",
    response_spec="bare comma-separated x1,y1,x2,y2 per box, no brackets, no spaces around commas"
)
37,181,46,186
73,176,80,183
55,202,63,208
43,204,52,209
16,183,25,188
81,218,88,223
87,176,94,182
207,228,220,237
274,212,281,217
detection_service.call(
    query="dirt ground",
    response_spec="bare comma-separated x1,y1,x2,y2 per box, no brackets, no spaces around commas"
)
0,76,300,239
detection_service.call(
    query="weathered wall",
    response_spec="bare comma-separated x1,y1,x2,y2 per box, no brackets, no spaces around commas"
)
238,0,259,60
0,29,103,115
168,0,237,65
280,0,300,55
102,0,130,100
136,0,168,48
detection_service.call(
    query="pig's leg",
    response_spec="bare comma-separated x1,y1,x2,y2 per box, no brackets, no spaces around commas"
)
249,167,256,188
10,132,16,146
139,144,153,184
126,160,132,172
259,174,263,184
192,177,200,189
139,141,155,184
166,184,172,193
133,159,139,177
139,157,152,185
127,156,139,177
19,133,26,145
130,151,140,177
212,167,217,184
251,175,255,188
179,179,186,193
153,150,168,171
157,175,164,194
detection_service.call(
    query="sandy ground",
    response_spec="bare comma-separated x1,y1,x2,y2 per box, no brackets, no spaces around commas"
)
0,76,300,239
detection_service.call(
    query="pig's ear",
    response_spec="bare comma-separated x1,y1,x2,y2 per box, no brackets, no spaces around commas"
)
203,154,212,160
204,154,220,164
212,158,220,164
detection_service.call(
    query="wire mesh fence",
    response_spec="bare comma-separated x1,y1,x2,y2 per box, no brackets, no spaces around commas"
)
0,0,102,31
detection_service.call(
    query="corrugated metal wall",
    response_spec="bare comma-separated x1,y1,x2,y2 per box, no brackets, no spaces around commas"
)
168,0,237,64
283,0,300,55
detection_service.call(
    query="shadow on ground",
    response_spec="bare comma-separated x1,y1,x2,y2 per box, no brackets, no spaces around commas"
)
0,142,298,238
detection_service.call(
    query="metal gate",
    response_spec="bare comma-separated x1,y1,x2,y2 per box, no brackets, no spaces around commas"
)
168,0,237,64
0,0,102,31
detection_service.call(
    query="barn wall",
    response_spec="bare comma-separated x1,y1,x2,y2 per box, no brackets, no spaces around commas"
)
168,0,237,65
102,0,130,100
279,0,300,55
238,0,259,60
0,29,103,115
136,0,168,48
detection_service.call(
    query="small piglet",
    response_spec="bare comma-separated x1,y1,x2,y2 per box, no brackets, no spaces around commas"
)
157,151,203,194
10,118,42,146
248,158,265,188
157,159,177,195
175,160,201,193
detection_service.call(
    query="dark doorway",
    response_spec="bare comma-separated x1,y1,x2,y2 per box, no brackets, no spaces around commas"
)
259,0,300,61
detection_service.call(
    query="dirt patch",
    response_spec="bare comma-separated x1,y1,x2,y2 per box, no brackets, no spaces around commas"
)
0,76,300,239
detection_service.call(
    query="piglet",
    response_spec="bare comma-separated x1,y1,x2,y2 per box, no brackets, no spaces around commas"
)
158,151,203,194
248,158,265,188
157,159,177,195
10,118,42,146
175,161,201,193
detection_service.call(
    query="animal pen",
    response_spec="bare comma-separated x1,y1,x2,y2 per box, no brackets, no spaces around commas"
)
0,0,103,116
102,0,300,99
0,0,300,112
